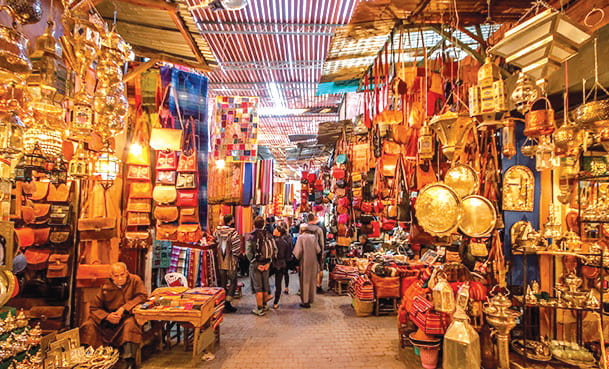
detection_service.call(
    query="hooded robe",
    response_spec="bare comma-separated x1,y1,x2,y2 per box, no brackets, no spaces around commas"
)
293,228,321,304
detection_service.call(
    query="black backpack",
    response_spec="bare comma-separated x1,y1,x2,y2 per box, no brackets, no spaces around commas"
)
254,230,274,263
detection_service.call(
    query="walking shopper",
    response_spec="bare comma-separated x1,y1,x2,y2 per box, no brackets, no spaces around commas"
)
246,216,277,316
305,214,325,293
279,221,292,294
213,214,241,313
272,226,290,308
293,224,321,308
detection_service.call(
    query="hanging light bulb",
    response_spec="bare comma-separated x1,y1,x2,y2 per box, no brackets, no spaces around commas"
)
94,144,120,187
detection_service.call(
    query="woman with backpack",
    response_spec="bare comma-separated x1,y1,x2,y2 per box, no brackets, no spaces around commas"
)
246,216,277,316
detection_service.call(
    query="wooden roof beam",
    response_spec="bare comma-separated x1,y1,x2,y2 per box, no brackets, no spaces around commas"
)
169,10,206,66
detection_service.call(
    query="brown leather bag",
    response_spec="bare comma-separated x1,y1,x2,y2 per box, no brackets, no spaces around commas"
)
393,124,412,145
48,183,71,202
78,184,118,241
21,199,35,224
127,198,151,213
33,203,51,223
76,263,111,288
49,231,71,245
127,212,151,226
153,206,178,223
153,185,177,204
33,227,50,246
47,254,70,278
30,181,49,201
25,248,51,270
179,207,198,224
129,182,153,199
382,154,399,177
124,231,151,249
156,224,178,241
15,228,34,248
177,224,202,243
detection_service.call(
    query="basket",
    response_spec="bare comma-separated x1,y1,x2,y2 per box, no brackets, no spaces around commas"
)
352,296,374,317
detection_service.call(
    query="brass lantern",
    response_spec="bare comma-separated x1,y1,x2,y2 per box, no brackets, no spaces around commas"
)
68,143,91,178
94,144,120,188
511,72,538,114
429,112,475,161
418,120,434,159
443,307,481,369
489,8,591,83
0,111,25,156
432,273,456,313
27,21,70,115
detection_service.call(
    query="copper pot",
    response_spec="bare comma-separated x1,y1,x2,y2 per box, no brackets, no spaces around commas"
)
524,97,555,138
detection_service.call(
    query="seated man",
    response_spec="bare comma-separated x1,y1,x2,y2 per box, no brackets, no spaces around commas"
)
80,262,147,369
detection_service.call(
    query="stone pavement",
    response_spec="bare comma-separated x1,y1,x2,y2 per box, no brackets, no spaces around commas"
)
140,273,419,368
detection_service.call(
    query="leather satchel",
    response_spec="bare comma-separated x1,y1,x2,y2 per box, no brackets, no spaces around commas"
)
33,227,50,246
33,203,51,223
154,206,179,223
31,181,49,201
49,205,70,226
49,230,71,245
47,254,70,278
156,170,176,185
126,112,151,166
156,150,178,171
20,199,35,224
156,223,178,241
153,185,177,204
76,263,111,288
179,207,198,224
15,227,34,248
48,183,70,202
78,184,118,241
25,248,51,270
127,212,151,226
124,231,151,249
129,182,153,199
176,172,197,189
382,154,399,177
127,165,151,181
371,274,401,298
177,224,202,243
176,190,197,207
127,198,151,213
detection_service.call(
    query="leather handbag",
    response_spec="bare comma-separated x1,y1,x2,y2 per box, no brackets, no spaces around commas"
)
177,224,202,243
49,230,71,245
179,207,198,224
153,185,177,204
20,199,35,224
129,182,153,198
370,221,381,237
336,236,352,246
124,231,151,248
127,198,151,213
33,227,50,246
409,223,435,246
409,295,451,335
156,223,178,241
155,150,178,171
382,154,399,177
385,205,398,219
176,172,197,189
25,248,51,270
176,190,198,207
33,203,50,223
332,167,345,179
76,263,111,288
15,227,34,248
48,183,71,202
78,184,118,241
469,240,488,257
371,274,400,299
49,205,70,226
127,165,151,181
384,141,401,156
31,181,49,201
393,124,412,145
47,254,70,278
127,212,150,226
381,218,397,231
153,206,179,223
156,170,176,185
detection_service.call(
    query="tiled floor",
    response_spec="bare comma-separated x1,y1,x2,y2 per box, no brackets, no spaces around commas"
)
140,273,415,368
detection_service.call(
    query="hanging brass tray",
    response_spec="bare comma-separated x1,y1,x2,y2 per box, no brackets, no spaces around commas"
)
444,164,479,198
415,183,461,237
459,195,497,238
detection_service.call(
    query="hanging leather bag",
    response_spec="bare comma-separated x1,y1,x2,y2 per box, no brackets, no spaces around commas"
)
153,205,179,223
78,183,118,241
47,254,70,278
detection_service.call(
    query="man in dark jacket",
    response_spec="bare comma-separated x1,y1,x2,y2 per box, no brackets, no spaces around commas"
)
213,214,242,313
246,216,277,316
80,262,147,369
272,226,291,308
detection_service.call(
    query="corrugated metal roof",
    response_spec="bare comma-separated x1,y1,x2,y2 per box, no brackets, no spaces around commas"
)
186,0,358,166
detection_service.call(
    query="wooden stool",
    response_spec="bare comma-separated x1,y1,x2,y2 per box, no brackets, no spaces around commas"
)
375,297,398,316
333,279,350,295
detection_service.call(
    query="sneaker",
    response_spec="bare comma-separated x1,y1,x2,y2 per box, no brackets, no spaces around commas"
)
251,307,265,316
224,303,237,313
316,287,324,294
262,304,270,312
284,288,289,294
299,303,311,308
273,304,279,309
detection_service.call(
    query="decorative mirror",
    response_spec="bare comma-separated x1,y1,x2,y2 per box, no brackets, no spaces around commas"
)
503,165,535,212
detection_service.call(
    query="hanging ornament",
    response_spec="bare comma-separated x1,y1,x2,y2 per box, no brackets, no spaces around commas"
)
469,57,507,122
511,72,538,114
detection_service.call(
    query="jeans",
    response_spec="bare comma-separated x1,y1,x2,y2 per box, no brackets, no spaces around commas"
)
218,269,238,301
274,267,288,304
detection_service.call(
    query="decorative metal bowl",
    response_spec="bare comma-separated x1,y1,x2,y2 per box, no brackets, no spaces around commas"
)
459,195,497,238
415,183,461,237
573,99,609,127
444,164,479,198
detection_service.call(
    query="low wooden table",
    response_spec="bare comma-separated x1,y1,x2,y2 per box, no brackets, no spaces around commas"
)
133,297,216,362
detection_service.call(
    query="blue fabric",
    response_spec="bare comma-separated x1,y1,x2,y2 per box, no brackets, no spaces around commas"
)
501,122,541,285
316,80,360,95
162,67,210,231
243,162,253,206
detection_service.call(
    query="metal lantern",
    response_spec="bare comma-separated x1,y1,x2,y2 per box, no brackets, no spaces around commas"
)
0,111,25,156
511,72,538,114
429,112,475,161
94,144,120,188
49,158,67,184
69,100,94,141
443,307,481,369
501,118,517,159
543,204,562,240
27,21,69,115
418,120,434,159
23,126,62,158
432,273,456,313
489,8,591,83
68,144,91,178
534,136,559,171
469,57,507,120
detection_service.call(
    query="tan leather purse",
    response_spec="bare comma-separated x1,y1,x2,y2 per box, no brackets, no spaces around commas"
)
156,224,178,241
124,231,151,248
179,207,198,224
48,183,71,202
31,181,49,201
153,206,179,223
177,224,202,243
78,184,118,241
33,227,50,246
33,203,51,223
153,185,177,204
129,182,153,199
127,198,151,213
127,212,151,226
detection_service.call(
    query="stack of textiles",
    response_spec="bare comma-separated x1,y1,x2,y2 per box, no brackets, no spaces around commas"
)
184,287,226,328
349,275,375,301
331,265,359,281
